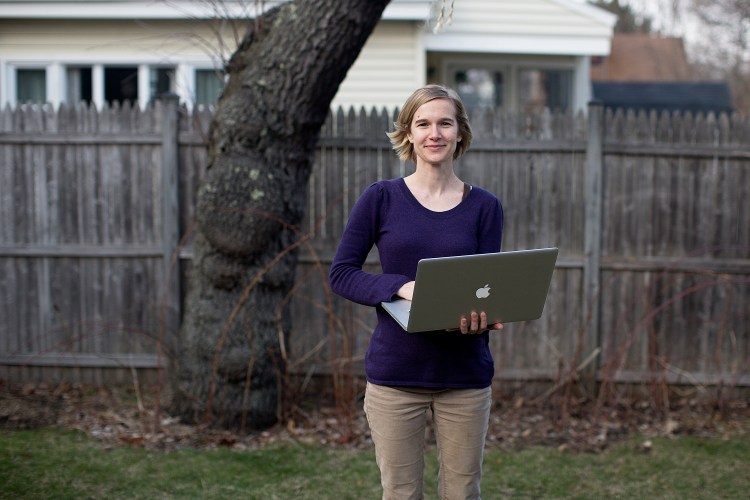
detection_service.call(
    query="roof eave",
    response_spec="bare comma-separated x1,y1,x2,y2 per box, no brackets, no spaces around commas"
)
0,0,432,20
424,33,612,57
547,0,618,28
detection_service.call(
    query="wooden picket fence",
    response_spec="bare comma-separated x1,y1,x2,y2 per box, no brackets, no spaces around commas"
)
1,98,748,396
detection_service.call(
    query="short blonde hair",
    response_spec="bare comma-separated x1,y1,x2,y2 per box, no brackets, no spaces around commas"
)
387,84,473,163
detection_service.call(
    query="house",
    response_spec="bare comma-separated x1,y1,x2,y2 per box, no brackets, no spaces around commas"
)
0,0,616,113
590,34,734,114
590,34,692,82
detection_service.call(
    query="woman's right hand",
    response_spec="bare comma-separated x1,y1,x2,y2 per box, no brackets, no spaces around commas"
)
396,281,415,301
459,311,504,334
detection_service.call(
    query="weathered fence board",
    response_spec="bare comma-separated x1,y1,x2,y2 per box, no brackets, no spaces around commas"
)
0,101,749,395
0,102,168,383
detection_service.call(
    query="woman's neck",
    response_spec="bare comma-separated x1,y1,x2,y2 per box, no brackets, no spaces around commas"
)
410,161,461,190
404,164,465,212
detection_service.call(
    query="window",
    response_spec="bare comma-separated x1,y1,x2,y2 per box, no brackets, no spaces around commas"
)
195,69,225,105
518,68,572,113
104,66,138,105
454,69,504,110
443,57,577,113
8,62,223,108
17,69,47,104
150,67,175,99
66,66,93,105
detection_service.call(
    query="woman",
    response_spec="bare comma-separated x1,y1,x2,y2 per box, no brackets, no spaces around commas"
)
328,84,504,499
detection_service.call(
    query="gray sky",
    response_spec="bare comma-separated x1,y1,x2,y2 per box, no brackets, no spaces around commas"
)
623,0,695,36
578,0,707,61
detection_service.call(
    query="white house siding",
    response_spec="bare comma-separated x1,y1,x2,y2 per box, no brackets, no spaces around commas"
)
425,0,614,55
0,17,423,111
0,19,235,107
449,0,612,36
330,21,424,112
0,19,233,59
0,1,613,111
423,0,615,112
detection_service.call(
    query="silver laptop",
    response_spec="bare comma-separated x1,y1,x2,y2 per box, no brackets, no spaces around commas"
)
381,247,558,332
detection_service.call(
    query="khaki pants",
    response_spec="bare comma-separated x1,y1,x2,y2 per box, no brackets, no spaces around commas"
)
364,382,492,500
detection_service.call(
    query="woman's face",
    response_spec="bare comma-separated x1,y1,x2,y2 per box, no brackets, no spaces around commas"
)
407,98,462,168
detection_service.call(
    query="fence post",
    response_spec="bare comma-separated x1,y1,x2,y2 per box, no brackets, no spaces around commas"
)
160,94,181,341
583,100,604,394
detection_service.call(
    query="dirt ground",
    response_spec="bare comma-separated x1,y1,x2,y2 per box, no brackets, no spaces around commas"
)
1,379,748,453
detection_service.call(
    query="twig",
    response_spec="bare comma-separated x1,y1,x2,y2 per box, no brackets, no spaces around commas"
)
130,364,145,417
656,358,708,393
532,347,601,404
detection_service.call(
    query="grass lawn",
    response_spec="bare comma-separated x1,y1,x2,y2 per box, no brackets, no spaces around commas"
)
2,427,748,499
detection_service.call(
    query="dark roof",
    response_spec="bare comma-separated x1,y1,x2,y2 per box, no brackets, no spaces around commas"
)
592,82,734,115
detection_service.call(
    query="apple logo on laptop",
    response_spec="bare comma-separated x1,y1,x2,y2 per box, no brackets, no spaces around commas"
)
475,284,491,299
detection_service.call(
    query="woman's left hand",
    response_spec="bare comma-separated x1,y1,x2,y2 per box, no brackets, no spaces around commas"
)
458,311,503,335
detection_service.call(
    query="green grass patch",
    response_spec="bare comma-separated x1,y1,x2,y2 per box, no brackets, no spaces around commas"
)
2,428,748,499
480,435,750,499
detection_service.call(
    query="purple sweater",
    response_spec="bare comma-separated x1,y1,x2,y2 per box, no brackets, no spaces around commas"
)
328,178,504,388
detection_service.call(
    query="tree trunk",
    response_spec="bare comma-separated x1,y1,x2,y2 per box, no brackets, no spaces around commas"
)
170,0,391,430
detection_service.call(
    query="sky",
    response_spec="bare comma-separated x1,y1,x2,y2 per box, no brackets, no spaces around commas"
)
612,1,748,68
574,0,709,63
623,0,698,37
570,0,698,38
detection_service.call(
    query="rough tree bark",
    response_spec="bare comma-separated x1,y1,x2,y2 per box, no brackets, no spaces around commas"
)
170,0,391,430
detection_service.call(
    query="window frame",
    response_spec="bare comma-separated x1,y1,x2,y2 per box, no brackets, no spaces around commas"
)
442,56,578,113
445,60,510,112
6,64,50,106
516,65,575,114
3,60,215,109
193,66,226,107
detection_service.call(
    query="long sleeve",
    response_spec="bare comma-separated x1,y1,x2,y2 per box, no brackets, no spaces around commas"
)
328,183,410,306
476,195,504,254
